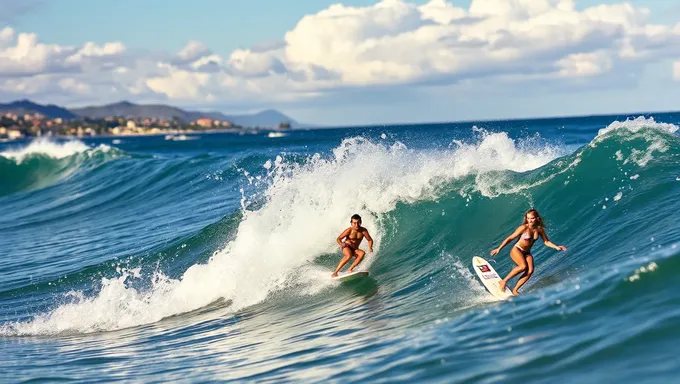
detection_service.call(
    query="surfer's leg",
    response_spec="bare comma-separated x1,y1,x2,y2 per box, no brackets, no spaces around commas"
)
511,255,534,295
347,249,366,272
332,247,354,277
500,247,528,292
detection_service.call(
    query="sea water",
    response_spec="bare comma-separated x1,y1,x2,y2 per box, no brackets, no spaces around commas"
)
1,113,680,382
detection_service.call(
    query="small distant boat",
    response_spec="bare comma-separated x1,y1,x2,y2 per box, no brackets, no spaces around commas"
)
165,134,199,141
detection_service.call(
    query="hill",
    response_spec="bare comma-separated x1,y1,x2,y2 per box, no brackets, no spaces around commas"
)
70,101,300,127
0,100,301,128
70,101,188,121
200,109,299,128
0,99,77,119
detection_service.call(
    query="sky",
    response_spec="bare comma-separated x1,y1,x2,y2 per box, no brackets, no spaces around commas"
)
1,0,680,126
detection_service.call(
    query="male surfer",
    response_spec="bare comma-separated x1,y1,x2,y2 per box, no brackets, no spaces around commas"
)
332,214,373,277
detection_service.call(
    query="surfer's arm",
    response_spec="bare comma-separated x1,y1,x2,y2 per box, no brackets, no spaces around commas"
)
490,226,525,256
540,229,567,251
337,228,351,247
364,230,374,253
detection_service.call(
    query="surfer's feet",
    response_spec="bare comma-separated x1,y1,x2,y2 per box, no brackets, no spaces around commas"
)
348,268,354,273
331,272,338,278
511,290,519,296
499,280,507,292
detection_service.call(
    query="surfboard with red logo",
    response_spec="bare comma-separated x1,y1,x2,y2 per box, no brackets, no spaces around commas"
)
472,256,514,300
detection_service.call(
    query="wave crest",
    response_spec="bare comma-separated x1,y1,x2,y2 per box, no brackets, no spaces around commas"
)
0,138,122,196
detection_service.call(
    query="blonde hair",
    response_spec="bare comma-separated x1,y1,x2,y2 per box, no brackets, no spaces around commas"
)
523,209,544,228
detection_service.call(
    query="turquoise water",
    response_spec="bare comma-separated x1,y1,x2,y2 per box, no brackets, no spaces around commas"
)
1,113,680,382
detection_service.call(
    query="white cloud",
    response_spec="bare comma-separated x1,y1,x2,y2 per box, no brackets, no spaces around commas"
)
57,77,91,94
145,65,212,100
1,0,680,110
176,40,210,62
0,27,127,76
228,48,287,77
0,26,14,46
419,0,465,24
557,51,613,77
0,30,72,75
65,41,126,65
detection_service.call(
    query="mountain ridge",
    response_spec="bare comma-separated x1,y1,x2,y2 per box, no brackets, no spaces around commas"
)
0,100,302,128
0,99,77,119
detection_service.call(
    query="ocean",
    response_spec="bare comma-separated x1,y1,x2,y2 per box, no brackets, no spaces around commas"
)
1,113,680,383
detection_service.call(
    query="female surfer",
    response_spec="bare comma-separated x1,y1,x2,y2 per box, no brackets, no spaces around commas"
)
490,209,567,295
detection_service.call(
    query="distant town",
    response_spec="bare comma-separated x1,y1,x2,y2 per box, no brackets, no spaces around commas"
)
0,100,295,142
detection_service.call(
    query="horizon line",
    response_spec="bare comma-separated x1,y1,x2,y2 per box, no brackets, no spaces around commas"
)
303,107,680,130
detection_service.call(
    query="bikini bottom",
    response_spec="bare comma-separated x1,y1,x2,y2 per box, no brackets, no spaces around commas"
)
514,243,531,256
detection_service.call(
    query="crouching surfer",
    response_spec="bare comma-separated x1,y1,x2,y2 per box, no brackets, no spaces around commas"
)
332,214,373,277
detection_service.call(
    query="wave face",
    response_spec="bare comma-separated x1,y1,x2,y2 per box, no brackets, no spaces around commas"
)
2,113,680,382
0,138,121,196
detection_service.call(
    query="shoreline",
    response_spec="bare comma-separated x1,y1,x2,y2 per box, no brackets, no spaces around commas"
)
0,127,292,143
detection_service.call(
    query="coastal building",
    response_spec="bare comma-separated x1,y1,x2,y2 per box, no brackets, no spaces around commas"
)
195,118,213,128
23,113,43,121
7,129,22,140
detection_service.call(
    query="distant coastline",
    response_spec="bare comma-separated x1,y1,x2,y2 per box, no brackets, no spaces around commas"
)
0,99,298,142
2,98,678,142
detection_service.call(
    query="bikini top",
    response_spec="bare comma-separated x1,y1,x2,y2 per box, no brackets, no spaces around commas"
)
521,232,533,241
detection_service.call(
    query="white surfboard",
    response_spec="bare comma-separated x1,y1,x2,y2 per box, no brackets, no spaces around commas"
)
472,256,513,299
332,270,369,282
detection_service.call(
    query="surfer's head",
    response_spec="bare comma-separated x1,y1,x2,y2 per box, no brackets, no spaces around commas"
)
523,209,544,228
350,214,362,229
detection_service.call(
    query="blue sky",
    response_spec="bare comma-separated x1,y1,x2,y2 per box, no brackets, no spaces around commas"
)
1,0,680,125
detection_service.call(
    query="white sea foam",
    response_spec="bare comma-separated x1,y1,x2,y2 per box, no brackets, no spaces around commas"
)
0,138,113,164
595,116,678,138
0,130,563,336
593,116,679,167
